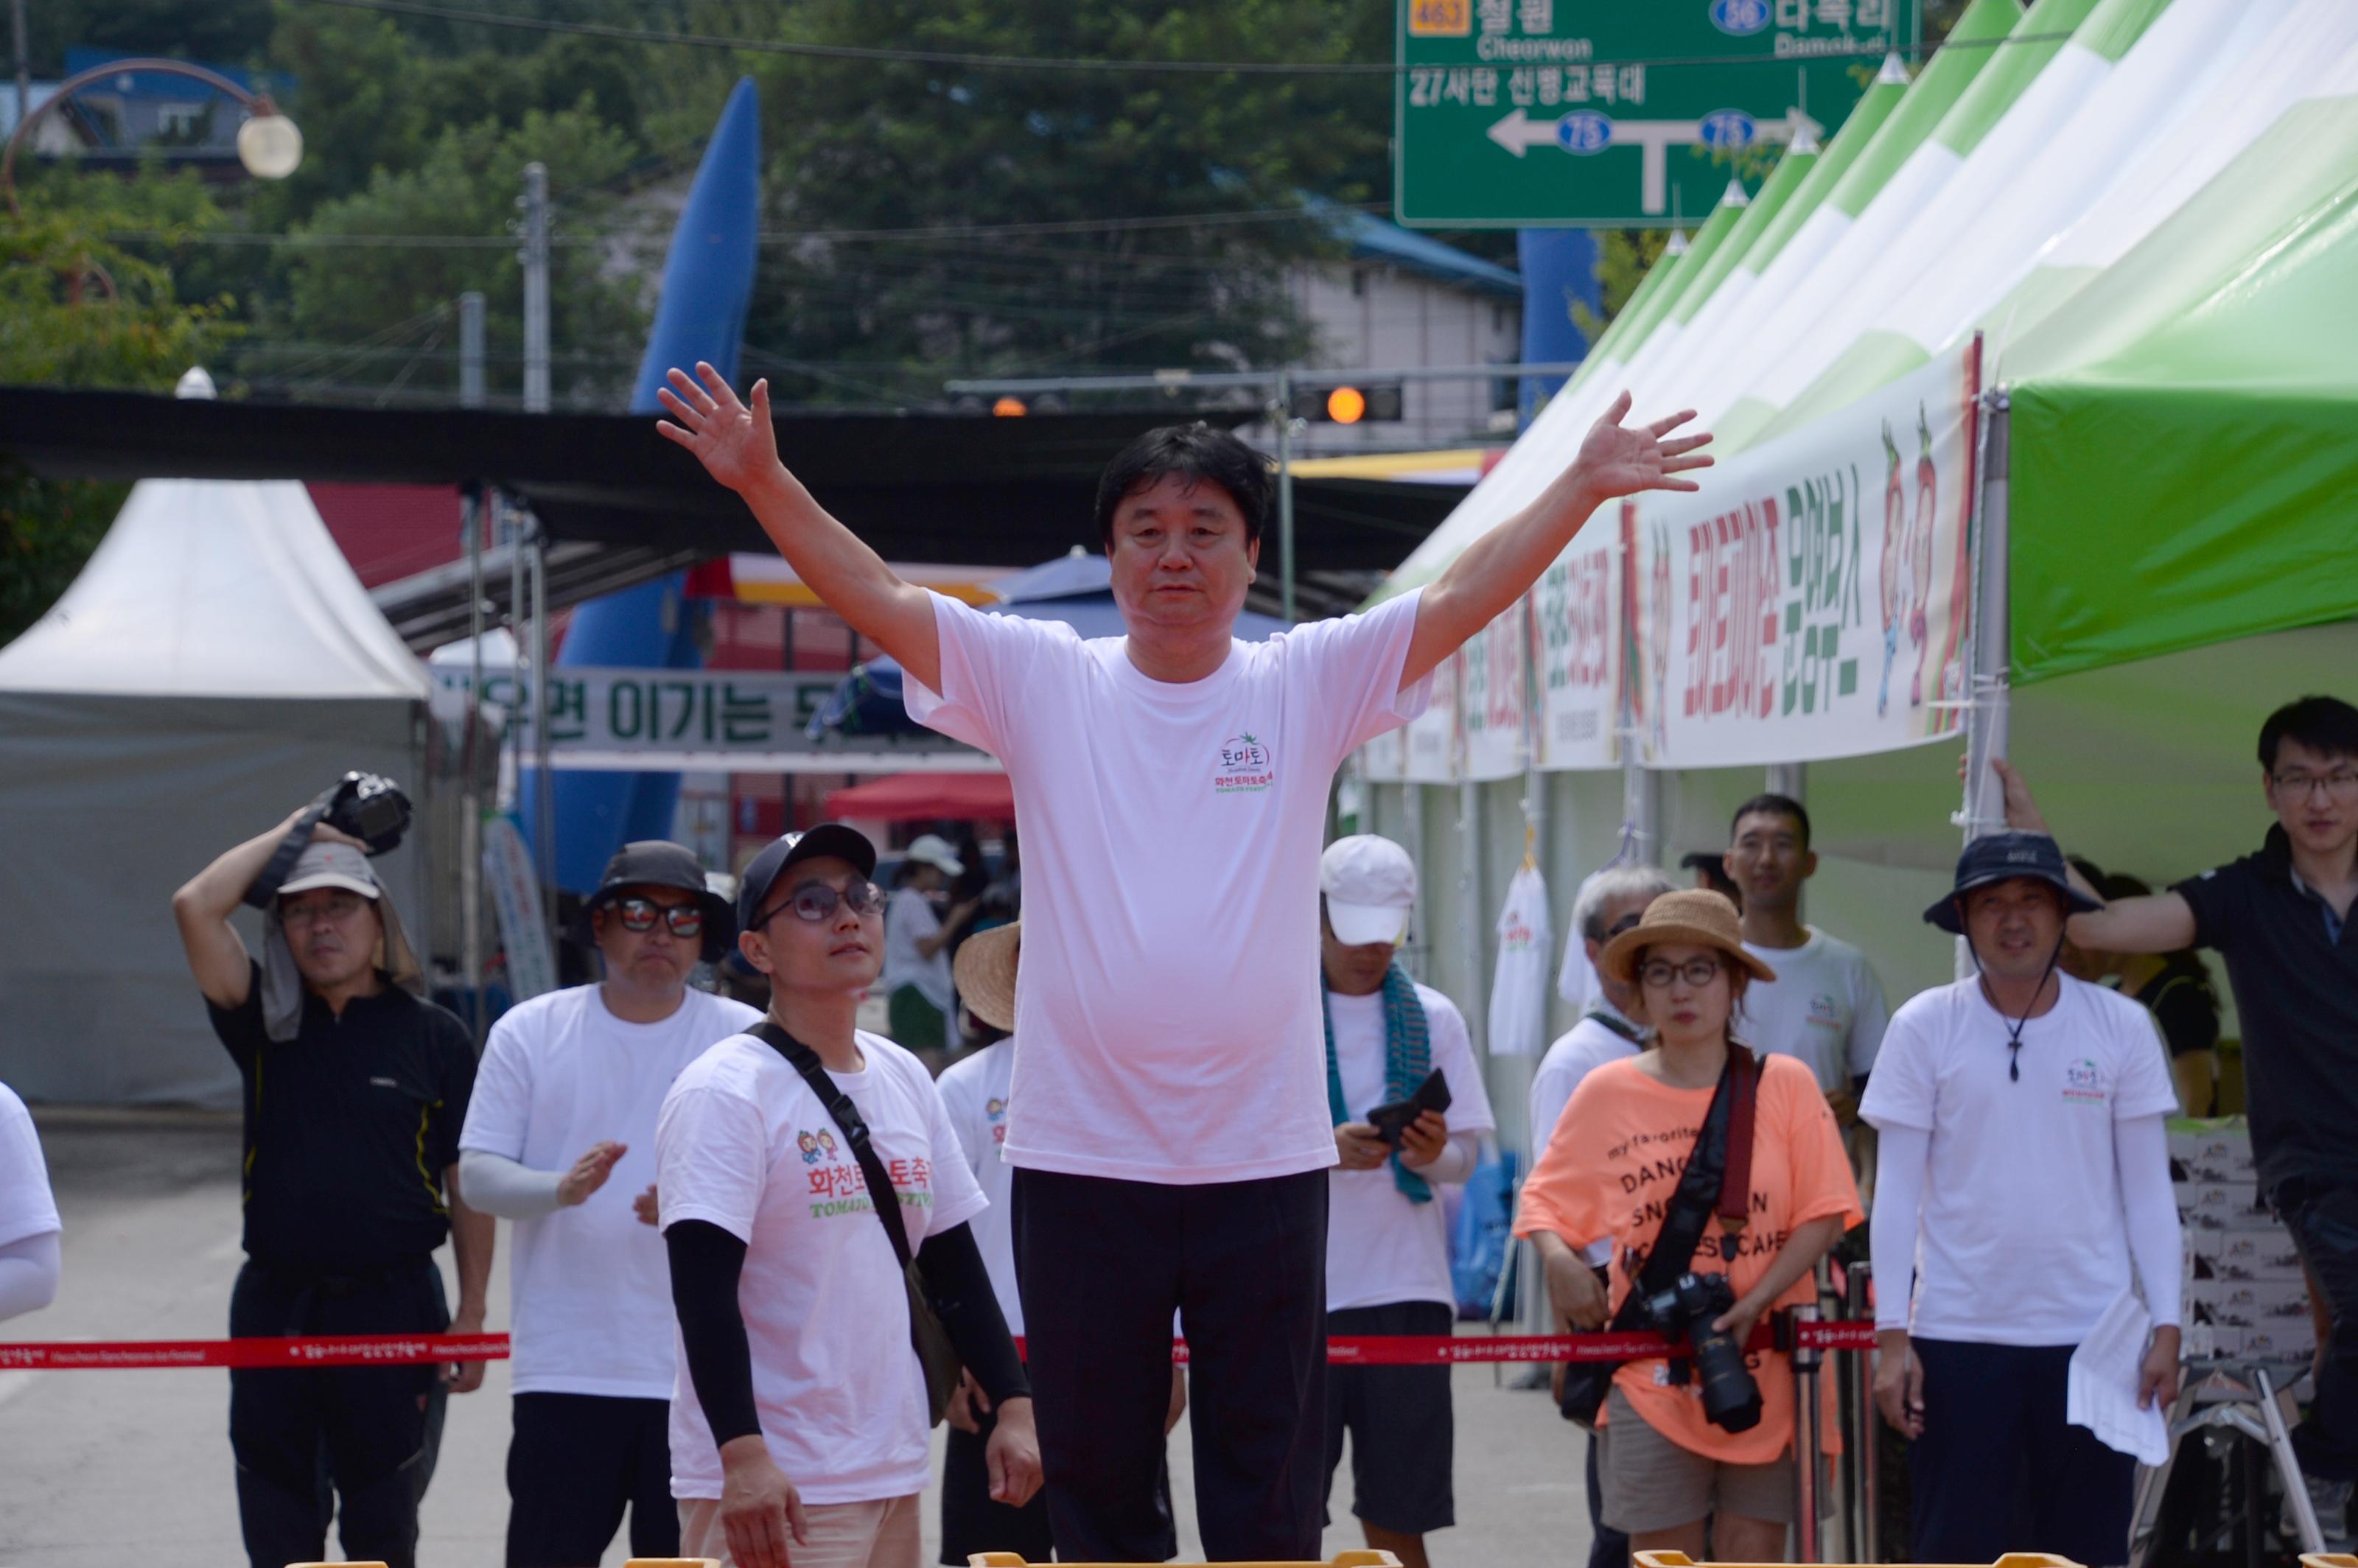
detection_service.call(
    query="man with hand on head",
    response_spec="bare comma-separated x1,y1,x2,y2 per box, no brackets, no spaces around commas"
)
458,841,760,1568
173,806,490,1568
658,826,1039,1568
1864,833,2182,1567
1316,836,1495,1568
657,351,1707,1558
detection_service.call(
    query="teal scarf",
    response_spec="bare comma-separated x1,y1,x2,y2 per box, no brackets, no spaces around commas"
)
1323,962,1434,1203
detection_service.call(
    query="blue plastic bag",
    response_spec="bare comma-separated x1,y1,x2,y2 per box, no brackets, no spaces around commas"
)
1450,1147,1520,1320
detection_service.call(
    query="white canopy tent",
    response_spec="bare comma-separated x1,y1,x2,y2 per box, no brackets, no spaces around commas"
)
0,476,434,1106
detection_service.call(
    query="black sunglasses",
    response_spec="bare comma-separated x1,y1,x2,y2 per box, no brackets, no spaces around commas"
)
755,878,887,928
612,897,704,937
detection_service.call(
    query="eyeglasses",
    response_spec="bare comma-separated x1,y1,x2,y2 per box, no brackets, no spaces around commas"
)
613,898,704,938
1639,957,1725,990
2272,768,2358,800
283,892,370,928
755,878,887,928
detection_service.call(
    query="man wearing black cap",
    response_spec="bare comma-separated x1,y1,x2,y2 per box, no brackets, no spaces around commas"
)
657,826,1038,1568
457,841,759,1568
1860,832,2184,1566
174,804,491,1568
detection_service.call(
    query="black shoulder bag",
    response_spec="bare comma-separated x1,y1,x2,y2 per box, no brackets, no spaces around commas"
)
750,1021,963,1426
1557,1045,1759,1429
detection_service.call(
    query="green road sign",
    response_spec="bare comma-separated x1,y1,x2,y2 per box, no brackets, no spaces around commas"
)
1396,0,1920,228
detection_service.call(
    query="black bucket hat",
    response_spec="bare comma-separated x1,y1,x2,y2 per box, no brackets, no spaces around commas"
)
1924,831,2104,935
736,824,878,933
577,840,737,962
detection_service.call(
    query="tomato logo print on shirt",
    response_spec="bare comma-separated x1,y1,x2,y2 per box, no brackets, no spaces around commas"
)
1214,733,1276,794
796,1128,840,1163
986,1095,1009,1147
2062,1058,2108,1105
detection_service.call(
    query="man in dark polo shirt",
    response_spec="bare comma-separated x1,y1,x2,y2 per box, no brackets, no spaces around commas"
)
1991,695,2358,1491
173,808,491,1568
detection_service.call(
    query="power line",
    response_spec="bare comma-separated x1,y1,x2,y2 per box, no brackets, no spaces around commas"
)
299,0,2049,77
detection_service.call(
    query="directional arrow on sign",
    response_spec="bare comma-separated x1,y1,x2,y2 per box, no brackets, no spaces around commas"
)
1485,106,1825,214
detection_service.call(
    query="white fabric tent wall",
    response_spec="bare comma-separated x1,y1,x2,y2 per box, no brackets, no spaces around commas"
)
0,479,434,1106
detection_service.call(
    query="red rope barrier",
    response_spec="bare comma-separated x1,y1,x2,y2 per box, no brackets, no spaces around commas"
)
0,1321,1878,1371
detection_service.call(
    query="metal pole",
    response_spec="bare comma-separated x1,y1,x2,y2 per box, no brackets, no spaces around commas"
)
1458,777,1486,1054
458,291,486,410
1274,370,1295,621
1791,1302,1825,1563
1956,394,2010,979
530,520,556,938
506,494,527,802
1847,1261,1879,1561
520,163,550,413
461,486,485,1042
1766,761,1805,802
11,0,28,146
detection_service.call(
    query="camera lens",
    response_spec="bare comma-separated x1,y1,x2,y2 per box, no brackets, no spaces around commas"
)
1690,1323,1763,1432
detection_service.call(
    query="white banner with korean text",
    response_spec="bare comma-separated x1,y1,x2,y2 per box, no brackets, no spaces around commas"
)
1629,340,1981,769
1402,651,1460,783
1531,523,1621,771
1458,603,1528,782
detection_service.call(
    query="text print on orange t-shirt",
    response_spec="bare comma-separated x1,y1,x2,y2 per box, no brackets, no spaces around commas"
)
1515,1051,1862,1466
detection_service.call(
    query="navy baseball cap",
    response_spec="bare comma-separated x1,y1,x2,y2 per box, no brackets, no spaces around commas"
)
1924,831,2104,935
737,824,878,931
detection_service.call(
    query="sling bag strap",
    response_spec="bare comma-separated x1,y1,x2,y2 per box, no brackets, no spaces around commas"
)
747,1021,914,1273
1718,1043,1757,1236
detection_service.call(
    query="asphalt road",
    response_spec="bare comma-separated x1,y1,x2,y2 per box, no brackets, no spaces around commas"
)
1,1111,1594,1567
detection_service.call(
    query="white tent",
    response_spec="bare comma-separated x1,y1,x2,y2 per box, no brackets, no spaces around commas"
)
0,476,435,1106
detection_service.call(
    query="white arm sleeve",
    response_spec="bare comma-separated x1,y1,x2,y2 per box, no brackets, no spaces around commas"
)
0,1230,60,1322
2116,1114,2183,1328
1869,1124,1930,1331
1421,1130,1481,1187
457,1147,566,1220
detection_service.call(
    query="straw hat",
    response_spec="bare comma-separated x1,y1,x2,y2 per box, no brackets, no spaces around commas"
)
954,921,1021,1033
1596,889,1777,987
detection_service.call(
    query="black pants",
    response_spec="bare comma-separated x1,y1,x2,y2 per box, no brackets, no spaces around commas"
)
506,1392,677,1567
1013,1166,1329,1563
2285,1182,2358,1482
1909,1338,2136,1567
1585,1432,1628,1568
228,1257,449,1568
940,1398,1059,1566
1323,1301,1455,1536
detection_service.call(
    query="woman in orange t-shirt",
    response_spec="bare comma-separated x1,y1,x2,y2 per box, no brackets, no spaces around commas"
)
1515,889,1861,1562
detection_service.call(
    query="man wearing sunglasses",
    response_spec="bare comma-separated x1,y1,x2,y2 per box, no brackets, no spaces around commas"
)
457,841,759,1568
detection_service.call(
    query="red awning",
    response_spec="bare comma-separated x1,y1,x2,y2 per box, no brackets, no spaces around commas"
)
825,771,1013,823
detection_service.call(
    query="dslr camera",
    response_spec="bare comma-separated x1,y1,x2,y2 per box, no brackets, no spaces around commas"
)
1635,1271,1763,1432
321,771,412,856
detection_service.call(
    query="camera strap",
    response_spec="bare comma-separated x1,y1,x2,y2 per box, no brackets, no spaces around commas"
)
241,790,337,909
1612,1043,1758,1330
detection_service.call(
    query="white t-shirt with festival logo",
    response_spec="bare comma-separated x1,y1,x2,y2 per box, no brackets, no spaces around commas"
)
1324,983,1496,1312
656,1030,988,1503
460,984,760,1399
1860,976,2180,1345
906,589,1431,1184
1740,928,1889,1095
934,1038,1021,1334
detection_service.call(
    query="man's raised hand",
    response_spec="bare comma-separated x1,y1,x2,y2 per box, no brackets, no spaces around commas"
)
1573,391,1713,503
656,363,780,496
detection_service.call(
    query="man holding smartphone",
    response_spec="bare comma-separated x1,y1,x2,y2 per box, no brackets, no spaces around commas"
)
1318,836,1495,1568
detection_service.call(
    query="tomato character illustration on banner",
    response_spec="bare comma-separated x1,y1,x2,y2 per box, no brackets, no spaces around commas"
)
1909,406,1938,709
1878,419,1904,718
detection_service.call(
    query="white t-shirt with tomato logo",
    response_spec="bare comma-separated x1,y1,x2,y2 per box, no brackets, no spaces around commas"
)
655,1029,987,1503
1860,976,2180,1345
935,1037,1021,1334
906,589,1432,1184
1738,928,1889,1096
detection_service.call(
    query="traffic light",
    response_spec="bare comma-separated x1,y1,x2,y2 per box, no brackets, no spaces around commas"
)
1290,383,1404,424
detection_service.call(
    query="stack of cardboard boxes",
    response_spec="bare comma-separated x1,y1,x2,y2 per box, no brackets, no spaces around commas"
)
2175,1117,2317,1383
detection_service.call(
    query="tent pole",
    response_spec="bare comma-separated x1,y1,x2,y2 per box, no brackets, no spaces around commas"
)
1274,370,1295,622
1403,781,1429,984
462,484,484,1043
1957,393,2012,979
1458,777,1486,1054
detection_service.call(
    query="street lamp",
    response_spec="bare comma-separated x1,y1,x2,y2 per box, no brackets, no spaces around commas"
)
1,56,302,216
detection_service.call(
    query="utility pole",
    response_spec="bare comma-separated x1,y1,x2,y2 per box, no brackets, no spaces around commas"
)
519,162,550,413
458,290,485,409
